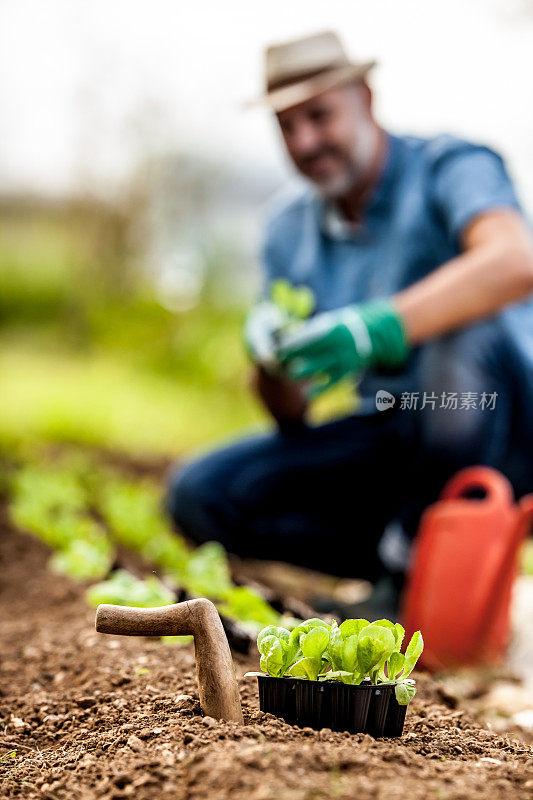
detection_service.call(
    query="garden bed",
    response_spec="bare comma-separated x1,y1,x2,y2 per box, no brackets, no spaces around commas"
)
1,503,532,799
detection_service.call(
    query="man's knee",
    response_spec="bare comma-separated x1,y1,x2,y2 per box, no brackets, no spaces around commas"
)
414,316,510,461
420,316,507,390
165,457,219,540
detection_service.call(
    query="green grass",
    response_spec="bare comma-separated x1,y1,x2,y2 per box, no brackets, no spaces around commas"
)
0,203,360,457
0,337,264,456
0,203,267,456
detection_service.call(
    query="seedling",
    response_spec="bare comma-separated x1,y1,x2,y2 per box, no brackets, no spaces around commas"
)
247,617,424,736
9,458,280,632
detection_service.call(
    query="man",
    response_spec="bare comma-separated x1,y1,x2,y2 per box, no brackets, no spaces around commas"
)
167,31,533,612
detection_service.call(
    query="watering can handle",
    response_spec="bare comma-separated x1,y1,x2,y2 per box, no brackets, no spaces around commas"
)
517,495,533,540
439,466,514,507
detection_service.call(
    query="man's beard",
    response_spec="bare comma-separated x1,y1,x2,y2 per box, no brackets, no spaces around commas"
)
313,164,361,198
296,147,359,197
299,126,379,199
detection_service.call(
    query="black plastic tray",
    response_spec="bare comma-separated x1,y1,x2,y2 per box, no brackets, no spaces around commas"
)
365,684,394,737
383,691,407,737
257,676,407,737
296,680,373,732
257,675,299,724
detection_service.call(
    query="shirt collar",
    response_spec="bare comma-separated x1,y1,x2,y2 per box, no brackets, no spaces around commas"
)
320,132,400,240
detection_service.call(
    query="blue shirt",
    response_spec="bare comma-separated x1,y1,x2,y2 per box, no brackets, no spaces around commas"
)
260,133,531,406
261,133,521,310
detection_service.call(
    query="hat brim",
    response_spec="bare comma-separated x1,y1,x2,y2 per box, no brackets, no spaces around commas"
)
248,61,376,113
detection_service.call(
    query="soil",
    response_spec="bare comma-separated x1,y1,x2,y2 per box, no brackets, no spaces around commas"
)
1,504,532,799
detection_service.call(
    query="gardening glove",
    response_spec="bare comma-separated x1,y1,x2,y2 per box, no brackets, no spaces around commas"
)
243,301,287,372
277,299,410,394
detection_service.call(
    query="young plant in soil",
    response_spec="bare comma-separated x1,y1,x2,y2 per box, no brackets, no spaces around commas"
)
9,457,280,633
247,617,424,736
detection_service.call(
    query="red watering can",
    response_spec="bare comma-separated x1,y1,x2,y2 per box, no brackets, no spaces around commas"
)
401,466,533,670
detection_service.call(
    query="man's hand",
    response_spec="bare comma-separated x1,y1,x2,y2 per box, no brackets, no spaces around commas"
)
278,300,410,393
250,365,308,427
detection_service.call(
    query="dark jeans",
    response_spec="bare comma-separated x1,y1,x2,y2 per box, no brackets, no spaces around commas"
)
166,314,533,581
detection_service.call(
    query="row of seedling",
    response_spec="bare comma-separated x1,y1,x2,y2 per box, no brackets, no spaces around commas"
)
247,617,423,737
8,457,279,631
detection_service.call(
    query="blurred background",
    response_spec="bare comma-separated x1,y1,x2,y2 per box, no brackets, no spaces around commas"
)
2,0,533,457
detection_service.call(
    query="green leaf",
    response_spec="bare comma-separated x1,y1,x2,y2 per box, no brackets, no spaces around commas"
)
371,620,405,652
394,623,405,651
256,627,288,655
341,635,360,673
219,586,279,629
387,651,405,680
257,633,279,656
289,618,329,654
291,286,315,320
323,670,362,685
270,280,315,321
260,636,287,678
257,626,289,652
300,626,329,660
339,619,369,639
287,657,322,682
403,631,424,677
271,279,294,314
356,626,396,676
85,569,174,608
184,541,233,599
327,622,343,671
395,680,416,705
368,619,396,633
300,618,330,630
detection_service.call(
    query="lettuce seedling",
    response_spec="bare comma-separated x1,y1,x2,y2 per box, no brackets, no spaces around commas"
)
50,529,113,580
257,627,294,677
383,630,424,705
356,624,396,682
254,619,329,679
254,616,424,707
86,569,175,608
270,279,315,321
287,624,330,681
323,620,366,684
321,619,396,685
218,585,279,630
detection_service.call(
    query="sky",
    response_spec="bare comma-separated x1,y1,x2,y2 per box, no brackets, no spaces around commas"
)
1,0,533,210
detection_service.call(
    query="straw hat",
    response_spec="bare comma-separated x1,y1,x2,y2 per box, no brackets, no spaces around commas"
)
253,31,376,113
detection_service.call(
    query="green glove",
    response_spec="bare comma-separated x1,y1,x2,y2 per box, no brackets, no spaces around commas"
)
277,300,410,393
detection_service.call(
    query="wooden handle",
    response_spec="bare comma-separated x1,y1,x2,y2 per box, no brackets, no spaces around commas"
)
95,598,243,723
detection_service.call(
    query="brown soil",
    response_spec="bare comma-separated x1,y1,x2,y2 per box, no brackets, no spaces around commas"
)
1,505,532,800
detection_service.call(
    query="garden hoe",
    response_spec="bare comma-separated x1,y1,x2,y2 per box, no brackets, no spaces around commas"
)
95,598,244,723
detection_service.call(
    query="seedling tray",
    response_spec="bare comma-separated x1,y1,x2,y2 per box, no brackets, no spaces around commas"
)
365,684,394,737
257,675,298,725
383,692,408,737
257,676,407,736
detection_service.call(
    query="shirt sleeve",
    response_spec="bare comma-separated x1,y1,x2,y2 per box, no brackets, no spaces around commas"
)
259,221,284,298
430,138,522,246
258,198,296,298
